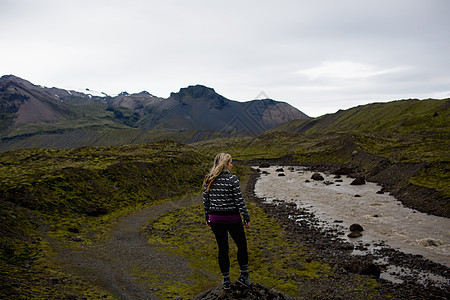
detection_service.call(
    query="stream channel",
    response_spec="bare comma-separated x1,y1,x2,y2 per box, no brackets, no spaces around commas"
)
254,166,449,286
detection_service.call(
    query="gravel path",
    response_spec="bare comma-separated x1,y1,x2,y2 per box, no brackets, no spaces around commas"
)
52,194,211,299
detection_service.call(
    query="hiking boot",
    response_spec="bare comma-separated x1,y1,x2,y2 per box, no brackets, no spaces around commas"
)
236,274,252,287
222,278,231,290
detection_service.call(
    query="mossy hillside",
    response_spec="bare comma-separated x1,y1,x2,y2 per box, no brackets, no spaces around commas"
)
0,128,228,153
410,162,450,199
354,131,449,163
3,102,131,139
144,202,332,299
0,237,113,299
194,132,306,161
270,98,449,135
0,187,115,299
354,132,449,198
0,140,209,234
196,128,449,199
0,140,210,299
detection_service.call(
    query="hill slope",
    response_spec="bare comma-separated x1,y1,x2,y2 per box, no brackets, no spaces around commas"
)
0,140,209,298
270,98,449,134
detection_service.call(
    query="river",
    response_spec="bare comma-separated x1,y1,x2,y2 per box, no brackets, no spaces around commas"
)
254,166,449,284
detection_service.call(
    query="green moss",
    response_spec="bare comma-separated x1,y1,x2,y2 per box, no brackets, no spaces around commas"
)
144,202,331,298
352,276,384,299
355,132,449,163
0,141,208,214
410,163,450,198
0,140,210,298
271,99,449,135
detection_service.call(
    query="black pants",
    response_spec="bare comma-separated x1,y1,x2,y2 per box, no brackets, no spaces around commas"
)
210,221,248,274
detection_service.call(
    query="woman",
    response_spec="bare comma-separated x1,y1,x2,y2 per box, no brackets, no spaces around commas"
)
203,153,251,290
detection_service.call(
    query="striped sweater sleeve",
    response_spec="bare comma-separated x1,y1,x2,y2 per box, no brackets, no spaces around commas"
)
203,187,210,222
230,175,250,222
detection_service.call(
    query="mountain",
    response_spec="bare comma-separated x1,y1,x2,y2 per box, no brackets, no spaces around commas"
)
138,85,308,134
0,75,77,129
0,75,130,138
0,75,309,150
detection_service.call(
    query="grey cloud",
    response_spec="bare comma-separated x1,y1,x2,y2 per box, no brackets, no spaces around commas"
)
0,0,449,117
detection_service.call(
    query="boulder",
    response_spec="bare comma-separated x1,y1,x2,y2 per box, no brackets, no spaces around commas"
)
259,163,270,168
311,173,324,181
276,168,284,172
350,223,364,232
192,282,295,300
278,173,285,177
350,177,366,185
344,261,381,278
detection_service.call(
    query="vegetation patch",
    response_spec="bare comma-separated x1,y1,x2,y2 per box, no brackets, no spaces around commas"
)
0,140,210,298
144,202,332,298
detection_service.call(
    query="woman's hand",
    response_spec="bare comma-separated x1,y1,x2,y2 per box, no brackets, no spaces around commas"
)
244,222,250,229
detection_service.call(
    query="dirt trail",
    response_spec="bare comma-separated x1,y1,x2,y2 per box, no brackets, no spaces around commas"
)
52,194,212,299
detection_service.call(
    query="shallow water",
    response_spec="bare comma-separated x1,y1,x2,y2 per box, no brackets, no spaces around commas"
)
254,166,450,269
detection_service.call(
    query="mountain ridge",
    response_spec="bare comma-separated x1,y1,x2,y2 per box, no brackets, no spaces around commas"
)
0,75,309,143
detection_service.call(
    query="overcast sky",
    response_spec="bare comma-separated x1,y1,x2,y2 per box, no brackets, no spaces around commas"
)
1,0,449,117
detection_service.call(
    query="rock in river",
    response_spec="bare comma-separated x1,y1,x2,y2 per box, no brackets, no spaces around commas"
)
350,223,364,232
350,176,366,185
311,173,324,181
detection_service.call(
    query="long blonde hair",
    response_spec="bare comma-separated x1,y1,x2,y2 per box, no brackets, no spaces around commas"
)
203,153,232,193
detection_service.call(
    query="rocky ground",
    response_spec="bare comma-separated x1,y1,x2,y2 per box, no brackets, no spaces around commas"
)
192,282,295,300
221,165,449,300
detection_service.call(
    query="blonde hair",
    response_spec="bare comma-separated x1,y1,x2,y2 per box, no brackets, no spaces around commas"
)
203,153,232,193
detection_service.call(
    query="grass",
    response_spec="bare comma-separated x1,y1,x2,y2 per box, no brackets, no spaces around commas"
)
0,140,210,299
410,163,450,198
144,202,332,299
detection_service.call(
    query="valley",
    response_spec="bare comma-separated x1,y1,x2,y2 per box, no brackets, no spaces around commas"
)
0,75,448,299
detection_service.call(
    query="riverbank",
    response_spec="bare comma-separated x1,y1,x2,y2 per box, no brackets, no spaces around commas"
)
244,166,449,299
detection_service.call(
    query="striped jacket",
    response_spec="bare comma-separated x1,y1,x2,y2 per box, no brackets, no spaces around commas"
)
203,170,250,223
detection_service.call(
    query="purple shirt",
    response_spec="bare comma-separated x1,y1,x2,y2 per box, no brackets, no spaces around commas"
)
209,214,241,224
